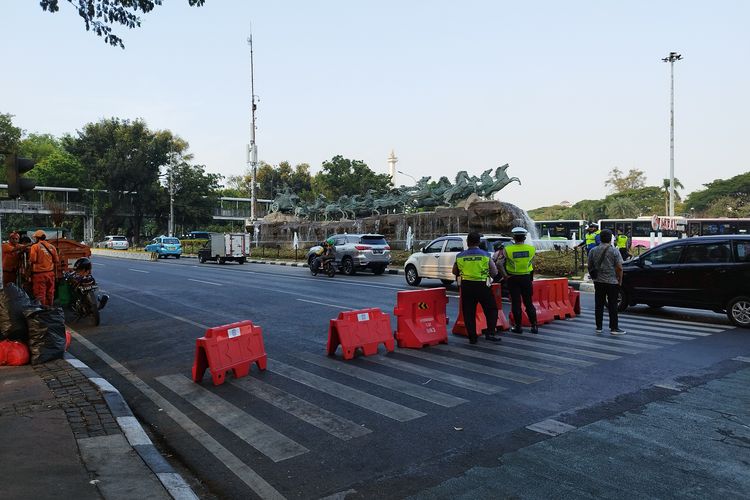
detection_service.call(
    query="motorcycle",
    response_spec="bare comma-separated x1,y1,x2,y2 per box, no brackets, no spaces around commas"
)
310,258,336,278
64,272,108,326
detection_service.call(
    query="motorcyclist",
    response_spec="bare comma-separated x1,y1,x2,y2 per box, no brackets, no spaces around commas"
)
65,257,108,310
312,239,336,271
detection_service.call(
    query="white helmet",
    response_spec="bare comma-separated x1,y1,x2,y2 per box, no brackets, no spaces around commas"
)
511,227,528,235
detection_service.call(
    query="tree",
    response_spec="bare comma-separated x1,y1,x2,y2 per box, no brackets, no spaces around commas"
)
39,0,206,48
684,172,750,213
155,161,221,234
660,178,684,215
703,195,750,218
605,197,639,218
313,155,392,200
605,167,647,193
0,112,23,153
31,150,86,188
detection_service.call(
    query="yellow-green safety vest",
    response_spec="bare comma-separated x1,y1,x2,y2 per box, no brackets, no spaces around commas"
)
504,243,535,275
585,230,601,247
616,234,628,249
456,250,490,281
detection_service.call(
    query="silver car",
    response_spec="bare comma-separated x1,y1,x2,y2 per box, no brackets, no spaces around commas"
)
306,233,391,275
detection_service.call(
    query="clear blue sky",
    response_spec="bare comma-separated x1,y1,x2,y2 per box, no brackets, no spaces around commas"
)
2,1,748,210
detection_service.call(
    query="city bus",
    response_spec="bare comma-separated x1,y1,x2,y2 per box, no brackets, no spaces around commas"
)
533,220,587,240
686,218,750,237
598,216,686,249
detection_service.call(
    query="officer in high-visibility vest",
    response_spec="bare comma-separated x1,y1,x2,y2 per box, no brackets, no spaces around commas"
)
500,227,538,334
452,232,502,344
584,223,601,254
615,228,630,260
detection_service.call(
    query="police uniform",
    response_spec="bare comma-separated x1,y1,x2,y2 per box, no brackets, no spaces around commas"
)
503,229,538,334
453,242,500,344
616,233,629,260
585,227,601,253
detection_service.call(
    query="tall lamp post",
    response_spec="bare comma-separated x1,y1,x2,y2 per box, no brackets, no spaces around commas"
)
662,51,682,217
397,170,417,185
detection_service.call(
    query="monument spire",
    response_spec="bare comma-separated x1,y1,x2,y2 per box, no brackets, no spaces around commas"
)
387,150,398,185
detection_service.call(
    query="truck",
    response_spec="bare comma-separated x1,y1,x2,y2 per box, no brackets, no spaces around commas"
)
197,233,251,265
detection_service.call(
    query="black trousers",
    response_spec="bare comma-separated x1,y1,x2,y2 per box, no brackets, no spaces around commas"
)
460,280,498,341
507,274,537,326
594,282,620,330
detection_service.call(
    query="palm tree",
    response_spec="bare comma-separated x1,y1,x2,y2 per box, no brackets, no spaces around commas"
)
661,178,685,215
606,198,639,218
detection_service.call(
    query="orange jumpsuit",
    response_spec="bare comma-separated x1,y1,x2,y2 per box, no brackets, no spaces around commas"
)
2,241,23,286
29,240,60,307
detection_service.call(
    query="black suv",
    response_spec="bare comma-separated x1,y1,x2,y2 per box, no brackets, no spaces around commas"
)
618,235,750,327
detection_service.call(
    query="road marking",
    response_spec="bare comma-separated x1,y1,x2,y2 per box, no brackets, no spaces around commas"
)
396,350,542,384
475,342,596,367
128,268,150,273
364,356,506,395
294,352,468,407
540,324,661,351
436,345,569,374
579,310,731,331
498,336,621,360
230,377,372,440
187,278,222,286
270,361,426,421
296,298,352,310
550,324,676,346
156,374,308,462
68,330,285,500
734,356,750,363
505,331,642,355
111,293,209,329
526,419,576,437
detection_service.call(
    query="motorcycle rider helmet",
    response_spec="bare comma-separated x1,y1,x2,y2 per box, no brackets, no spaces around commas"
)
74,257,92,272
326,237,335,246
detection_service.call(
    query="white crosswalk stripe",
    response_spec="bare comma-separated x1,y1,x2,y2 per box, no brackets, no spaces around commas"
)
395,349,543,384
436,344,570,374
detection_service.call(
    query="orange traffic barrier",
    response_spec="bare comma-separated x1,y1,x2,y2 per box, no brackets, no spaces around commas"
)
509,279,554,327
327,308,394,360
393,288,449,348
192,320,267,386
568,286,581,315
452,283,510,336
509,278,576,327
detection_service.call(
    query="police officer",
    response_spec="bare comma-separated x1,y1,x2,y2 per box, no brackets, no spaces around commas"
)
615,228,630,261
452,232,501,344
501,227,538,334
584,223,601,254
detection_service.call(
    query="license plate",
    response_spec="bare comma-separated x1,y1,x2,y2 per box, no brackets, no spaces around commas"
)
373,249,383,254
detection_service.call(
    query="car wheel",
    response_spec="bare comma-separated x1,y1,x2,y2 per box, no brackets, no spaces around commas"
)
405,265,421,286
176,254,180,259
198,256,205,263
342,257,356,276
238,258,245,265
727,296,750,328
372,264,386,275
219,257,226,265
440,279,454,286
616,288,629,312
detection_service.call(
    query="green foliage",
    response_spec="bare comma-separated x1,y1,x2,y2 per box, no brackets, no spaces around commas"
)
31,150,85,187
39,0,206,48
18,133,61,161
0,112,23,154
527,205,571,221
256,161,314,201
684,172,750,214
313,155,392,200
605,167,647,193
533,249,581,278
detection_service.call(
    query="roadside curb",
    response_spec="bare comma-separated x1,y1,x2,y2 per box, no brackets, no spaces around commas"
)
247,258,402,274
63,332,197,500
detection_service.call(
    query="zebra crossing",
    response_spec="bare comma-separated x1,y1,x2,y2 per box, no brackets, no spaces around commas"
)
152,313,733,496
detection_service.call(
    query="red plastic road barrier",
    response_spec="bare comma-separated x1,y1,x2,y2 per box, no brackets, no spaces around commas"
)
192,320,267,386
569,286,581,315
452,283,510,336
545,278,575,319
509,279,554,327
327,308,394,360
394,288,449,348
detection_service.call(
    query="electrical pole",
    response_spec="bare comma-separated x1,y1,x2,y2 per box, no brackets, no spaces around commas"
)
662,51,682,217
247,33,258,221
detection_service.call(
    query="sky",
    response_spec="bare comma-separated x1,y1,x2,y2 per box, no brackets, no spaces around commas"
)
2,1,748,211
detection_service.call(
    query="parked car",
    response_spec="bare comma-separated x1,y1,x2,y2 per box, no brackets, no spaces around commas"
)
306,234,391,275
100,235,129,250
617,235,750,327
404,234,511,286
145,235,182,259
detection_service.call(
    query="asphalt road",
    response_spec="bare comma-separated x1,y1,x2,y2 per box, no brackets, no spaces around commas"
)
67,255,750,499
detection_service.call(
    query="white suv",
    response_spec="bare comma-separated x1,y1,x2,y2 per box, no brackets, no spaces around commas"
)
101,235,129,250
404,234,511,286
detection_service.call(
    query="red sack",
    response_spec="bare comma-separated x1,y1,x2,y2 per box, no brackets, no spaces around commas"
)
0,340,30,366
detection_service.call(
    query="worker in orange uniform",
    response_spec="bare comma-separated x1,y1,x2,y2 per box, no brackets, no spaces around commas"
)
2,231,27,287
29,229,60,306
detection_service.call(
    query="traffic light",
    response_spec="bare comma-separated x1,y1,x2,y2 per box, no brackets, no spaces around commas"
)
3,153,36,198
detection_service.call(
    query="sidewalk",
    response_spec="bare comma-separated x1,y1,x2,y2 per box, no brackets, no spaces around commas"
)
0,354,196,500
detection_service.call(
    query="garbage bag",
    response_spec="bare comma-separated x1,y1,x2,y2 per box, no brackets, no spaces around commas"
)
0,284,42,342
0,340,30,366
25,307,66,365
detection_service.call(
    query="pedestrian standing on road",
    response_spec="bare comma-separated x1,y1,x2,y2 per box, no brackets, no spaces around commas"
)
588,229,627,336
29,230,60,307
500,227,538,334
616,228,631,261
2,231,27,287
452,232,502,344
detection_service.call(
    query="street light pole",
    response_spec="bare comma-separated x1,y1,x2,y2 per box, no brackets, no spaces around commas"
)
168,165,174,237
247,32,258,222
662,51,682,217
397,170,417,185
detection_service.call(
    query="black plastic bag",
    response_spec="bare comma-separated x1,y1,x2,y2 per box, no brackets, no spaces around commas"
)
0,284,41,342
25,307,66,365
